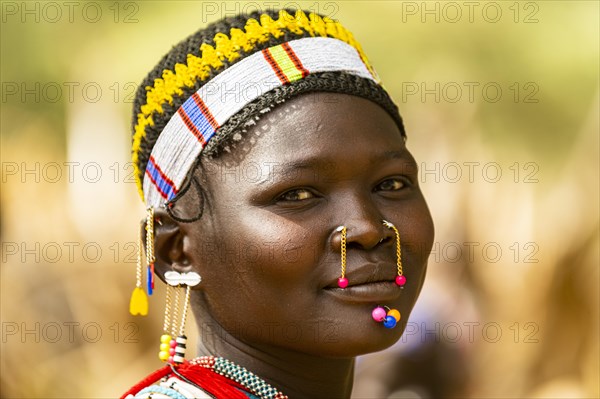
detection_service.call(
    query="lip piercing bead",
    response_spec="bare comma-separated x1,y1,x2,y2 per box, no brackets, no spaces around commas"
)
372,306,387,322
372,306,401,328
383,315,397,329
387,309,401,322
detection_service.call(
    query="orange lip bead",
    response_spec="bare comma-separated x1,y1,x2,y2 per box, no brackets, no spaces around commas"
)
387,309,401,322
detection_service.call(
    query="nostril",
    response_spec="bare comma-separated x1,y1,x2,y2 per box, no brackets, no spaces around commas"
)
339,221,395,250
329,225,347,251
379,236,393,245
346,235,391,250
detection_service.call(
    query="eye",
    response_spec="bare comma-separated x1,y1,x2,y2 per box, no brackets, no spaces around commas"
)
375,177,409,192
276,188,316,202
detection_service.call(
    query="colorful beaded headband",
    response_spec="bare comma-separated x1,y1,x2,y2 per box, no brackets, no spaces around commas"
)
143,37,375,207
132,10,402,207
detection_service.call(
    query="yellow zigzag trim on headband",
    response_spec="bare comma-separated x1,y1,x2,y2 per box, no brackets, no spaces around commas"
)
132,9,377,200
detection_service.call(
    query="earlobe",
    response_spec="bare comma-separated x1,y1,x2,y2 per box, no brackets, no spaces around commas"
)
149,209,195,284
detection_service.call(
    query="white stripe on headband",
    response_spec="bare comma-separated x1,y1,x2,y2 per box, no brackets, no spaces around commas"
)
143,36,375,207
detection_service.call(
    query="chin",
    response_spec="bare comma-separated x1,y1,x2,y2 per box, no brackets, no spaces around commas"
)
296,318,411,359
351,320,410,357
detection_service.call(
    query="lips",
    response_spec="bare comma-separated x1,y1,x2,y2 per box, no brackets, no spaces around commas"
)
322,263,402,303
324,281,401,303
323,263,397,289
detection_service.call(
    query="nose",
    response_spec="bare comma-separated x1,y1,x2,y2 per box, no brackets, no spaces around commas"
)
329,195,395,251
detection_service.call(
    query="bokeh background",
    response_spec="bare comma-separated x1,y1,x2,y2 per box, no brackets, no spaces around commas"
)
1,1,598,398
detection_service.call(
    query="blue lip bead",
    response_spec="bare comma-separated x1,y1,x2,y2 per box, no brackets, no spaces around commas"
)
383,315,397,329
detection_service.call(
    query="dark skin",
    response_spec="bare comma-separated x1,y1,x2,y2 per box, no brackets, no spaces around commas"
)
152,93,434,398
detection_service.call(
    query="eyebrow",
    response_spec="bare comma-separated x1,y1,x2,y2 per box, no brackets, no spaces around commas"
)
255,158,325,186
381,150,410,161
256,150,414,185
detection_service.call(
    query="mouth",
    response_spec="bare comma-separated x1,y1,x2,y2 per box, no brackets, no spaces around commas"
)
323,280,401,303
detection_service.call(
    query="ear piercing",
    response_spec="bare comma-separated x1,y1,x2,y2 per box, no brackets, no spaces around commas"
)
383,220,406,287
129,227,149,316
129,208,155,316
372,306,401,328
158,271,202,364
337,226,348,288
146,207,156,295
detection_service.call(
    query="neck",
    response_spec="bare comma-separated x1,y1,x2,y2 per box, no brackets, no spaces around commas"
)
192,308,355,398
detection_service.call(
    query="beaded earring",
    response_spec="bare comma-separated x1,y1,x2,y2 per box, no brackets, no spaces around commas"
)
336,226,348,289
158,271,201,364
145,207,156,295
129,227,149,316
372,306,401,328
383,220,406,287
158,278,175,362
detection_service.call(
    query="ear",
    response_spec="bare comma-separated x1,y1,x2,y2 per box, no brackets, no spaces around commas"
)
140,208,194,285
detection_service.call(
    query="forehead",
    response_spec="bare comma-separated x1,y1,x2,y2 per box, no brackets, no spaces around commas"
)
236,93,405,165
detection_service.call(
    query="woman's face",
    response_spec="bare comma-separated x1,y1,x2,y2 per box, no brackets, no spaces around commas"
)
183,93,434,357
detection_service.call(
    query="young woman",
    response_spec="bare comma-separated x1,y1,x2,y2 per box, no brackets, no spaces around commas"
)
123,9,434,399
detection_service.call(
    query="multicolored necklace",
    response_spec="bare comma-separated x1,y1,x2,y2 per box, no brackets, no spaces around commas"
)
189,356,289,399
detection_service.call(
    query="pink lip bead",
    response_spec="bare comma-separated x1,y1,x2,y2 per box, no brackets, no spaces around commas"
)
372,306,386,322
395,275,407,286
338,277,348,289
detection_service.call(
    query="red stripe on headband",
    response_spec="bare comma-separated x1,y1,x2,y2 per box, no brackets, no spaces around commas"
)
145,168,169,199
281,42,309,78
191,92,220,131
262,48,289,84
177,108,207,145
148,155,178,196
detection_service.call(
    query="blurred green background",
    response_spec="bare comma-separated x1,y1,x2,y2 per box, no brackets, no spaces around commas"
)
1,1,598,398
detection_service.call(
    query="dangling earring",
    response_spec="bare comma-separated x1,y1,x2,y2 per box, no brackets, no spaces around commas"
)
159,271,201,364
146,207,156,295
336,226,348,288
158,282,174,362
383,220,406,287
129,227,148,316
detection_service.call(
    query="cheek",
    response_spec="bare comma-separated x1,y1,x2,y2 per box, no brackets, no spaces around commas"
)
412,203,435,261
399,190,434,244
400,195,435,286
190,211,326,348
196,209,320,308
380,194,433,272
